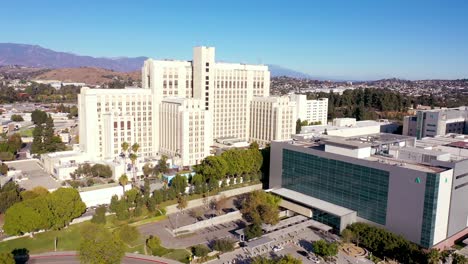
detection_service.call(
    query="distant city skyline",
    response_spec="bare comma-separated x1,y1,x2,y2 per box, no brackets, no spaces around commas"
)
1,0,467,80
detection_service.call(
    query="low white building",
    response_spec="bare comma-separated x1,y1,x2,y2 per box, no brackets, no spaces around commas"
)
289,94,328,125
297,118,399,139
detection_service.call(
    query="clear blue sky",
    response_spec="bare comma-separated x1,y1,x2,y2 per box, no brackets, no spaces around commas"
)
1,0,467,80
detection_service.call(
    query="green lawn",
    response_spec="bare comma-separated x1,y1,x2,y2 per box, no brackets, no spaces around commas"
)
163,249,191,264
0,213,168,255
0,223,82,254
19,128,34,137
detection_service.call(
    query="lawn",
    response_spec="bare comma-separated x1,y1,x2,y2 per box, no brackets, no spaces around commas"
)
0,223,82,254
19,128,34,137
0,213,168,255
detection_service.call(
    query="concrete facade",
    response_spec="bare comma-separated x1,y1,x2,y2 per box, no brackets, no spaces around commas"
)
78,47,295,167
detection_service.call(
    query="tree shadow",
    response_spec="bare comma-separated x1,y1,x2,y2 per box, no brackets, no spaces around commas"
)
12,248,29,264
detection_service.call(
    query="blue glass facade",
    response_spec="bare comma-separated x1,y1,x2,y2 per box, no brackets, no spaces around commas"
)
282,149,390,225
420,173,440,248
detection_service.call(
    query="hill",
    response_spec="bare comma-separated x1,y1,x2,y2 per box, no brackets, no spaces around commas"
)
34,67,141,86
0,43,147,72
0,43,315,78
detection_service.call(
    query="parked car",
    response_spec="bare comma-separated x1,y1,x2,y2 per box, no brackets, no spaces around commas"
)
307,255,320,263
273,246,284,252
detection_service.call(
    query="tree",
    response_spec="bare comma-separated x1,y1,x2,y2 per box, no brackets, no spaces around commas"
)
131,142,140,154
191,174,205,194
245,223,263,240
251,255,302,264
142,163,153,177
20,186,49,200
10,114,24,122
241,190,281,225
427,249,441,264
189,208,204,221
453,253,467,264
91,164,112,178
0,163,8,175
177,195,188,212
91,205,107,224
79,222,125,264
0,181,22,213
192,244,210,258
31,109,47,125
195,156,228,181
312,240,338,258
0,252,15,264
129,153,138,182
341,229,354,243
31,124,44,154
156,155,169,175
3,201,46,235
171,174,188,194
146,235,165,256
215,195,229,215
125,188,139,207
296,118,302,134
47,188,86,229
212,238,234,253
121,141,129,155
115,224,140,245
119,174,128,193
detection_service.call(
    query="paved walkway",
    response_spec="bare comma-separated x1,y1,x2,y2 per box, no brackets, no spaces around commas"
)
29,251,182,264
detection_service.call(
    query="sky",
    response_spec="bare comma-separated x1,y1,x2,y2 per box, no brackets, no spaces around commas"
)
1,0,467,80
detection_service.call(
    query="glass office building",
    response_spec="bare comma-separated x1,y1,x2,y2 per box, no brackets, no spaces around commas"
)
282,149,390,225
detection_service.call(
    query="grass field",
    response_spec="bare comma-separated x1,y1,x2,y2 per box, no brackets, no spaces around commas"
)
19,128,34,137
0,214,188,263
0,223,82,254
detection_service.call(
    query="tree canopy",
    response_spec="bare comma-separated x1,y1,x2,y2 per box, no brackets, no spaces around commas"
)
79,222,125,264
241,190,281,225
3,187,86,235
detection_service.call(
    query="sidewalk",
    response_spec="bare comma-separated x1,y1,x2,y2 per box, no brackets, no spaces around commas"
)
30,251,183,264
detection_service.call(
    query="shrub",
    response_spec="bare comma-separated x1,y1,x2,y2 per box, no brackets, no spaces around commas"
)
244,223,263,240
146,235,170,256
10,115,24,122
116,224,140,244
192,244,210,257
313,240,338,258
212,238,234,253
91,205,106,224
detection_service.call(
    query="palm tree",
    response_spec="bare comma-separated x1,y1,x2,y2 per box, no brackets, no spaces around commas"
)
129,153,137,182
121,141,130,172
119,174,128,193
131,143,140,154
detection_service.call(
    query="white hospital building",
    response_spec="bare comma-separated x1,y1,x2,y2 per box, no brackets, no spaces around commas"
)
78,47,321,166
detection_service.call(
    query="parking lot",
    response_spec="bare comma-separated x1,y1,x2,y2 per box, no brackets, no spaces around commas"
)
4,159,60,190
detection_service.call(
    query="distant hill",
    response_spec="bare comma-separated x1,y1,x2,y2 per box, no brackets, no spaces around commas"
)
0,43,314,78
0,43,147,72
35,67,140,85
267,64,313,78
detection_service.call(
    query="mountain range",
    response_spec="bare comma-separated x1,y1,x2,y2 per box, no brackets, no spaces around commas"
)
0,43,312,78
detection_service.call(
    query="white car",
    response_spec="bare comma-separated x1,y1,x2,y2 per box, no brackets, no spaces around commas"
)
273,246,284,252
307,255,320,263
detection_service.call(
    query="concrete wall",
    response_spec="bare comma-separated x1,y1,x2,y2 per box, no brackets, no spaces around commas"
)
447,160,468,237
79,183,131,207
165,184,262,214
173,211,242,233
279,199,312,217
